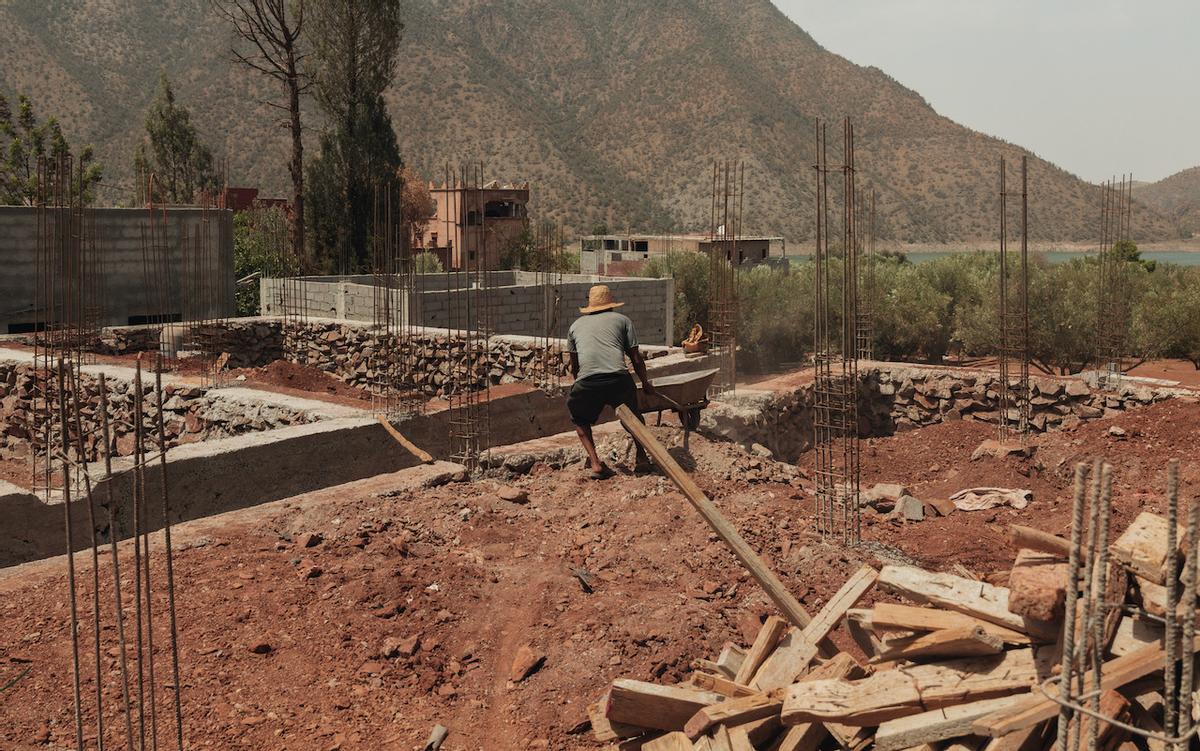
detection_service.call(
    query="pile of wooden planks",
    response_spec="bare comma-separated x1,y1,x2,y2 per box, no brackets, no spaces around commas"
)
588,514,1196,751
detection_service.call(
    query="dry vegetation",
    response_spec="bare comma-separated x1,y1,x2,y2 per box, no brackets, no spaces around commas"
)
1134,166,1200,237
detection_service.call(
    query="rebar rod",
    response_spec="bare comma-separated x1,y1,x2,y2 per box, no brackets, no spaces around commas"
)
57,363,85,751
1164,458,1181,745
153,362,185,750
1057,462,1091,751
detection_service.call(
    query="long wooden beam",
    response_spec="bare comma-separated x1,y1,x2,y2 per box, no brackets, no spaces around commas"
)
616,404,834,655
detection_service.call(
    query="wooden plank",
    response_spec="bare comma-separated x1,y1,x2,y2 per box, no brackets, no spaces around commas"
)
689,672,759,698
716,644,747,679
773,723,827,751
642,732,695,751
684,691,781,739
875,695,1026,751
980,721,1047,751
607,679,725,732
376,416,434,463
1109,616,1163,657
971,637,1200,737
878,565,1056,642
751,566,878,690
693,738,713,751
781,649,1040,727
1008,549,1068,621
591,691,647,742
873,625,1004,663
616,404,834,655
1009,524,1071,558
869,603,1032,645
727,727,756,751
735,714,782,746
1110,511,1184,585
734,616,788,685
709,726,733,751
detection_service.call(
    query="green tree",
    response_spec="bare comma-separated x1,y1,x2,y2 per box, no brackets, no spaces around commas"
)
413,251,443,273
0,92,102,205
138,74,218,203
304,0,404,271
233,204,290,314
640,252,711,344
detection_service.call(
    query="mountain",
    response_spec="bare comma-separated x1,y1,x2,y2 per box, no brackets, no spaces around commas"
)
0,0,1180,245
1133,167,1200,238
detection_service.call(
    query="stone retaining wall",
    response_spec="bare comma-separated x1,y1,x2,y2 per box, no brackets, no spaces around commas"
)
0,362,316,464
706,364,1182,462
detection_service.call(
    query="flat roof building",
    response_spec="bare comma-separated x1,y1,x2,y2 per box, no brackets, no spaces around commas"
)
579,233,786,275
418,180,530,270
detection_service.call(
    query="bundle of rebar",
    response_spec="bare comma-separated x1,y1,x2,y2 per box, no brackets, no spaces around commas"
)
812,117,861,546
371,176,424,420
443,163,493,473
854,188,877,361
997,156,1031,440
1096,175,1134,389
708,161,742,397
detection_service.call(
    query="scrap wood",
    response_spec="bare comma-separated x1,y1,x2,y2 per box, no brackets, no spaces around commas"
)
780,649,1041,726
615,404,836,654
774,722,827,751
1109,511,1186,585
688,672,758,698
868,602,1032,645
971,637,1200,737
734,616,788,685
877,565,1057,642
606,679,725,732
873,694,1028,751
872,625,1004,663
590,691,646,741
642,732,694,751
685,690,782,739
980,720,1049,751
751,565,878,690
1009,524,1071,559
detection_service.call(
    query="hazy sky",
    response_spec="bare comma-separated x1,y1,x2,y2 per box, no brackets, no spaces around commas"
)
774,0,1199,184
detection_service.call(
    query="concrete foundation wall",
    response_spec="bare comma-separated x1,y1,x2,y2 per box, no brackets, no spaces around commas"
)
0,206,235,333
261,273,674,345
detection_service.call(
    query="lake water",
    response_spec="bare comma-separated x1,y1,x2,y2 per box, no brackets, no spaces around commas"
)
904,250,1200,266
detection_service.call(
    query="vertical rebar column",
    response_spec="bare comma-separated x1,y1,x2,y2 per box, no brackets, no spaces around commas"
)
997,156,1030,440
855,188,876,361
1096,175,1133,388
811,118,860,545
707,161,740,396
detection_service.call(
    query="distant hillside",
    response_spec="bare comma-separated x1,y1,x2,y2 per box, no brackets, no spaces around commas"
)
0,0,1180,245
1133,167,1200,238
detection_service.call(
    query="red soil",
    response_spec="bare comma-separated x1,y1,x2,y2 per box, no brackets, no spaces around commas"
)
1,400,1198,749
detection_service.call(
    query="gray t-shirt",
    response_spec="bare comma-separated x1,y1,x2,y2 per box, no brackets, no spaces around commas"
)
567,310,639,381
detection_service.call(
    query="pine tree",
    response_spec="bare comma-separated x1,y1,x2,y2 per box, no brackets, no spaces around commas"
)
0,92,102,205
138,74,217,203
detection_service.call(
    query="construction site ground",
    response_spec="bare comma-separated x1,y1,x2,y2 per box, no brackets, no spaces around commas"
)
2,388,1198,750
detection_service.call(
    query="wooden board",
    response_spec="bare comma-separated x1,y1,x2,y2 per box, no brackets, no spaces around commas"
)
1008,524,1071,559
616,404,835,656
642,732,695,751
874,695,1027,751
688,673,759,698
751,566,877,690
590,691,646,741
781,649,1040,726
1109,616,1163,657
774,722,827,751
1109,511,1184,585
727,727,756,751
878,565,1056,642
971,637,1200,737
607,679,725,732
734,616,788,685
376,416,434,463
869,603,1032,645
1007,549,1068,622
684,691,781,739
873,625,1004,663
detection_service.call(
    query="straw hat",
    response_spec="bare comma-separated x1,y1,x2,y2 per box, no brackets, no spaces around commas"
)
579,284,625,314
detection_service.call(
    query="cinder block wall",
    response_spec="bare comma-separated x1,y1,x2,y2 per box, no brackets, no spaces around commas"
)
0,206,235,333
261,273,675,345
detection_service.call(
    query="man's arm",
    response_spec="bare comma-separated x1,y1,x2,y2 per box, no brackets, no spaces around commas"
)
628,347,655,396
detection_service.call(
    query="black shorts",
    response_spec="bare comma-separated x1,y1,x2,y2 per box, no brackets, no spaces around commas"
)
567,371,638,427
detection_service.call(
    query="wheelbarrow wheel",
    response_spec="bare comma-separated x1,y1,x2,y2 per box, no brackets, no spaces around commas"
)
681,408,701,431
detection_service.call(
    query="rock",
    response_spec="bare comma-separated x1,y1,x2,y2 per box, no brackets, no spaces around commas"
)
971,439,1032,462
383,634,420,658
749,442,774,458
358,660,384,675
497,486,529,504
890,495,925,522
299,532,324,548
860,482,909,511
31,721,50,744
1109,426,1127,438
509,644,544,682
1065,380,1090,397
248,641,273,654
303,565,323,579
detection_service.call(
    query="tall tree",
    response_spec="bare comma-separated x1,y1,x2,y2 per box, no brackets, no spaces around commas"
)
211,0,310,265
0,92,102,205
138,74,217,204
303,0,404,271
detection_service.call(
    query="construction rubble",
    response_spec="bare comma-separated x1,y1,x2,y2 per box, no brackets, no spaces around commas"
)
587,497,1195,751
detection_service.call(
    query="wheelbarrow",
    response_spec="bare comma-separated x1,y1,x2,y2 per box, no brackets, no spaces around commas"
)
635,368,720,441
